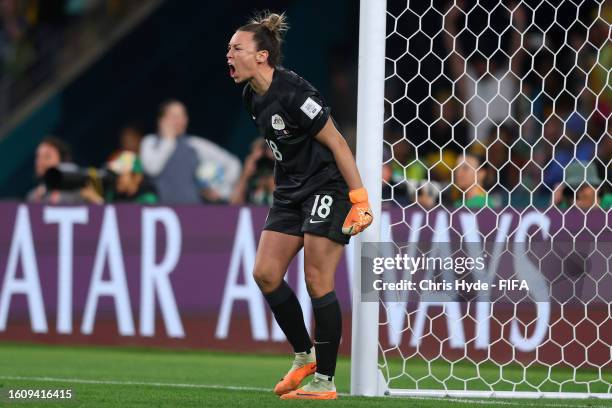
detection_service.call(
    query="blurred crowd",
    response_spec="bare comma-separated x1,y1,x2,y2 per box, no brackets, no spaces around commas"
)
380,1,611,211
27,99,277,207
19,1,612,211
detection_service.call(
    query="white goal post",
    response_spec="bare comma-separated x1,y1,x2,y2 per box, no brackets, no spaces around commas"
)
351,0,387,398
352,0,611,400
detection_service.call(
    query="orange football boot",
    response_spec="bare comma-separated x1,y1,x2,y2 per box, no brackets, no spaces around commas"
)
273,349,316,396
279,374,337,400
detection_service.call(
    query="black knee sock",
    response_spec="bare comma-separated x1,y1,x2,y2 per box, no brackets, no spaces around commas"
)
264,281,312,353
312,291,342,379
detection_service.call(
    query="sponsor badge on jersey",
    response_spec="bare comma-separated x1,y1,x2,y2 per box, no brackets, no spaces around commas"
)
271,114,285,130
300,97,322,119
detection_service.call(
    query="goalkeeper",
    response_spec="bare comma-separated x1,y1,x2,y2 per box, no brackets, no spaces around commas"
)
226,11,373,400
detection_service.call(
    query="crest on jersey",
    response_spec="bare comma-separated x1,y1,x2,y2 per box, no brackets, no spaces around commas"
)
271,114,285,130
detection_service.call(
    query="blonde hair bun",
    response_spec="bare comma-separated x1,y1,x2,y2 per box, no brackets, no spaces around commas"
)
250,11,289,41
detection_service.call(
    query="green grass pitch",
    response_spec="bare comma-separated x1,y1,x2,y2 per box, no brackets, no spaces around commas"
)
0,343,609,407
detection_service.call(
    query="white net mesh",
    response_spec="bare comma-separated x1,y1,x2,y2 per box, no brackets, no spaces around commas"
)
379,0,611,397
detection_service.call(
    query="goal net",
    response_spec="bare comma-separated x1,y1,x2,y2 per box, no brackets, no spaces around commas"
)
353,0,611,400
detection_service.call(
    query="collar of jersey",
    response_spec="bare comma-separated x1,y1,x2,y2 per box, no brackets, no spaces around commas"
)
252,67,281,100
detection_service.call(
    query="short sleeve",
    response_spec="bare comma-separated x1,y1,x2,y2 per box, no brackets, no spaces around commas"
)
288,89,330,137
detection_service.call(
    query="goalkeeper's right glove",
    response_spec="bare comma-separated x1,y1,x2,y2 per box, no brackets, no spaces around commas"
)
342,187,373,235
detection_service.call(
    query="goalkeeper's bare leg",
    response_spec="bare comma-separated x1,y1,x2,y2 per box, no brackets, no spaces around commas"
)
281,233,344,400
253,231,316,395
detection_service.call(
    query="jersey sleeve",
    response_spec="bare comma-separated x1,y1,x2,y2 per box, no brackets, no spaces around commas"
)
287,87,331,138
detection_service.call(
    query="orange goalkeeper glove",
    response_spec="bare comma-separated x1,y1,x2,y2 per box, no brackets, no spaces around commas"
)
342,187,373,235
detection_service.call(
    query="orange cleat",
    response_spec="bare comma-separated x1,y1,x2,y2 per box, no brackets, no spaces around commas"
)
279,389,337,400
279,374,337,400
274,362,316,396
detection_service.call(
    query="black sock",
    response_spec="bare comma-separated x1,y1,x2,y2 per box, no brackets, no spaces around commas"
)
264,281,312,353
312,291,342,379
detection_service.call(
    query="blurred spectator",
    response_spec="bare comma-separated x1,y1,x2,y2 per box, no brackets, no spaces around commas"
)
413,181,443,210
389,140,427,185
425,91,469,182
26,136,98,204
382,134,427,207
597,122,612,181
486,125,534,206
487,126,517,189
453,153,492,209
104,151,157,204
231,138,274,206
587,12,612,120
444,1,526,142
382,142,445,210
140,99,241,204
542,108,596,190
107,123,144,161
552,160,611,211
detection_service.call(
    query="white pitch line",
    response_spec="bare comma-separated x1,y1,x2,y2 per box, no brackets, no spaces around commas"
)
0,375,608,408
0,375,271,393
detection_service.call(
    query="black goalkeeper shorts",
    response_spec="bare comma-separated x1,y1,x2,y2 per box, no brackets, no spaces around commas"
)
263,181,352,245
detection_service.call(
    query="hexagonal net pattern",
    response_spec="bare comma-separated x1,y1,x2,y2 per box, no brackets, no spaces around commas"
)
378,0,611,399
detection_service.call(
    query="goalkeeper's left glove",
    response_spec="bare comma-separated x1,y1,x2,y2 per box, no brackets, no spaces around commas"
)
342,187,373,235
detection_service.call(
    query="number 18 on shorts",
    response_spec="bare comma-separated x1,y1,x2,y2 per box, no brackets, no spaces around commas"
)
264,182,352,245
301,187,351,245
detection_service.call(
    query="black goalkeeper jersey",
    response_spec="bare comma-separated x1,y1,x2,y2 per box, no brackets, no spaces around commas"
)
242,67,345,205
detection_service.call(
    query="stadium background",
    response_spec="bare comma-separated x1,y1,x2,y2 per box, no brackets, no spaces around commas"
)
0,0,610,406
0,0,359,198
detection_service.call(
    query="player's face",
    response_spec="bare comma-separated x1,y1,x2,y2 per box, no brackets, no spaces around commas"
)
35,143,61,178
227,31,262,83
